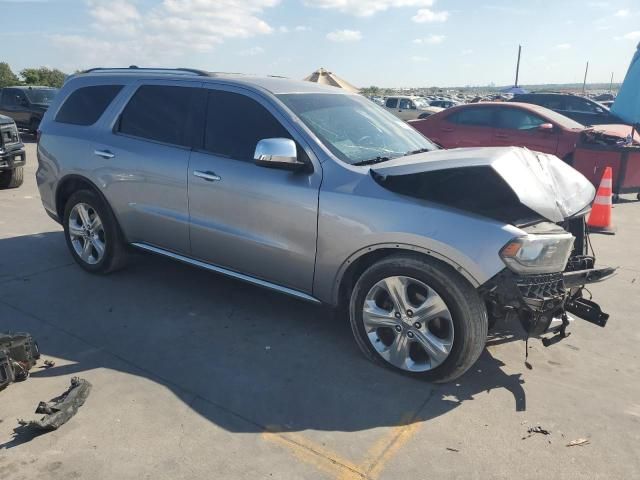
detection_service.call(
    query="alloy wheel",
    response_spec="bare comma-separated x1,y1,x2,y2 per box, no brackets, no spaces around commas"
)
68,203,106,265
362,275,454,372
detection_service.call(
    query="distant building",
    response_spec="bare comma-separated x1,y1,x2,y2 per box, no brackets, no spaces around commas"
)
303,68,359,93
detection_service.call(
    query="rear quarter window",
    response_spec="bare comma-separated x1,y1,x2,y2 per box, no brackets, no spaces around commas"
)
55,85,123,126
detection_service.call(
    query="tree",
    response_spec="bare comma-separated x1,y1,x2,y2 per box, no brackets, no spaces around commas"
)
19,67,67,88
0,62,20,88
360,85,382,97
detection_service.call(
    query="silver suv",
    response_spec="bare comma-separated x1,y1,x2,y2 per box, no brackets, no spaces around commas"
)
37,68,614,382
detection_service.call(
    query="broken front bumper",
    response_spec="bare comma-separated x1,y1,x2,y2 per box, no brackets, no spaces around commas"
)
483,261,616,337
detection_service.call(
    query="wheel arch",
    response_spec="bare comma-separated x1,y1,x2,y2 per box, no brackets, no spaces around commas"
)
55,174,127,241
332,243,480,308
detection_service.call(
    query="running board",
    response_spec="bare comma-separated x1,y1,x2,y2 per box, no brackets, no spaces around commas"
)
130,243,321,304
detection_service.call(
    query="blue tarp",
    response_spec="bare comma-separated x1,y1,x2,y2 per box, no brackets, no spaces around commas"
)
611,42,640,125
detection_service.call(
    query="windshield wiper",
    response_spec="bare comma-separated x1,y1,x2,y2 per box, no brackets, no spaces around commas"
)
403,148,431,156
353,156,392,166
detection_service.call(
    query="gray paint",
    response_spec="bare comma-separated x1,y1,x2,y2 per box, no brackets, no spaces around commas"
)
36,70,587,306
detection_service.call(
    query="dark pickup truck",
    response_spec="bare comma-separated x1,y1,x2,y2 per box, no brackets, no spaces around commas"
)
0,86,58,133
0,114,25,188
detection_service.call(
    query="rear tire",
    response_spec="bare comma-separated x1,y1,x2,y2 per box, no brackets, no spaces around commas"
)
63,189,128,274
0,167,24,189
348,254,488,383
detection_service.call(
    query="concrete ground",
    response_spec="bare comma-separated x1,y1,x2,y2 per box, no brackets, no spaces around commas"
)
1,139,639,480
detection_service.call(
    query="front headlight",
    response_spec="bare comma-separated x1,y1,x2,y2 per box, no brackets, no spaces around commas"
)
500,233,575,274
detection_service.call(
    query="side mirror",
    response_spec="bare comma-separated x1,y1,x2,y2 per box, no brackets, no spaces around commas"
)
538,123,554,132
254,138,305,170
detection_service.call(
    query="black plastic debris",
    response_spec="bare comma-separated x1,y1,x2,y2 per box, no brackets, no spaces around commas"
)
19,377,92,431
522,425,551,439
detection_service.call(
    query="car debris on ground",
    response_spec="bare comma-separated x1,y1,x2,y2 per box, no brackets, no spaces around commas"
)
522,425,551,439
0,332,40,388
566,438,590,447
18,377,92,431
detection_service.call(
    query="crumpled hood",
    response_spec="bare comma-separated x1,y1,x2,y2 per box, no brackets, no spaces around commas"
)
590,124,640,144
372,146,596,223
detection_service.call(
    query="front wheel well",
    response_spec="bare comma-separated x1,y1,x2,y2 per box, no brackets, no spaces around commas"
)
336,248,473,309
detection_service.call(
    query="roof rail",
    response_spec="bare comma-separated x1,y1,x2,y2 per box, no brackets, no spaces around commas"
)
81,66,211,77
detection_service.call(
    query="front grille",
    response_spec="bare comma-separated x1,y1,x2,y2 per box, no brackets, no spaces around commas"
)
515,272,566,311
0,124,20,148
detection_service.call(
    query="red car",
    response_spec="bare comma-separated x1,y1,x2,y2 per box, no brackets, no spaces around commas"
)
410,102,640,199
409,102,585,162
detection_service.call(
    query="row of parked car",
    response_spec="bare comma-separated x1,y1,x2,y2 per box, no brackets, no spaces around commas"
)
0,85,59,188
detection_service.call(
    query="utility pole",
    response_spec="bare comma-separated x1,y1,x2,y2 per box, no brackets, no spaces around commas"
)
609,72,614,93
582,61,589,95
514,45,522,87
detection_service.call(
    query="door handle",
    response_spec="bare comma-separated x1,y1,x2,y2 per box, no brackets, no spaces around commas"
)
94,149,115,159
193,170,221,182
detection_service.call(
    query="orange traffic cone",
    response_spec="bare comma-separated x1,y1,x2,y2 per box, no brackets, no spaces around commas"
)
587,167,616,235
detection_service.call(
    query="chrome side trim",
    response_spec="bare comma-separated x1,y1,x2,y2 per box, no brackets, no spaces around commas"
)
131,242,321,304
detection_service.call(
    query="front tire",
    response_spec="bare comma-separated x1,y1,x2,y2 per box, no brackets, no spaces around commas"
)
348,254,488,383
63,189,127,274
0,167,24,189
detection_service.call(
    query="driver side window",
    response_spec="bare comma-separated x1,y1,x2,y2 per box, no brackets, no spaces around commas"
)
399,99,412,110
204,90,293,161
496,108,546,130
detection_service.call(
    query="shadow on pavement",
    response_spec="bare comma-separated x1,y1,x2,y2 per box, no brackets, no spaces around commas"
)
0,231,526,447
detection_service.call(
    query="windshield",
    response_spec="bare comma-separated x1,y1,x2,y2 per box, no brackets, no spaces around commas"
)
24,88,59,104
277,93,438,165
527,104,585,129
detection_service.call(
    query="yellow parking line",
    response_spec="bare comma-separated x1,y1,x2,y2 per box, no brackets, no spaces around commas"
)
262,426,365,479
262,411,425,480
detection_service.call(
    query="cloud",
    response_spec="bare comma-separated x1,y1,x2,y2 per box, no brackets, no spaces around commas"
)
50,0,280,68
411,8,449,23
239,46,264,56
305,0,436,17
614,8,629,17
412,34,445,44
410,55,429,62
326,29,362,42
623,31,640,40
461,49,473,56
279,25,311,33
553,43,572,50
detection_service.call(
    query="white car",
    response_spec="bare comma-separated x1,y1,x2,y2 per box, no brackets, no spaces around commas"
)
383,96,443,120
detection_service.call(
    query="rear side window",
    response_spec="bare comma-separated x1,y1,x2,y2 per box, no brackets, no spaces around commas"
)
118,85,199,147
385,98,398,108
203,90,291,160
56,85,123,126
448,107,494,127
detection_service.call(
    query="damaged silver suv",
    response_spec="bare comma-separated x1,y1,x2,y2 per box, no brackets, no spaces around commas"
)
36,68,614,382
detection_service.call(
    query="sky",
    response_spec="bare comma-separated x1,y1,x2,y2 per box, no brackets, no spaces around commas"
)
1,0,639,88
